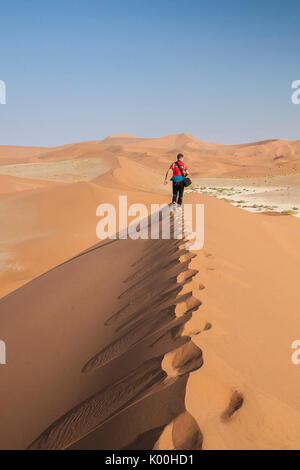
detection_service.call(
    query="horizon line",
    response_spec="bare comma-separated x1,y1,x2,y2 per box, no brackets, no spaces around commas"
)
0,132,299,150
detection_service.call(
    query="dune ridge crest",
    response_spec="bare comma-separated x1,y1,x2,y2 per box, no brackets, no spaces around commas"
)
26,215,204,450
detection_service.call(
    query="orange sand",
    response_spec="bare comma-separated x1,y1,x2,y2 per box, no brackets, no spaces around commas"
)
0,134,300,450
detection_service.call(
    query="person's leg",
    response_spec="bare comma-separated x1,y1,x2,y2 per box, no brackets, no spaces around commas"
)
177,182,184,206
172,182,178,204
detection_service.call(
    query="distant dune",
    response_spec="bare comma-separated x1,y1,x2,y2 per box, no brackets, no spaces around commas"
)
1,133,300,178
0,145,49,165
0,174,61,196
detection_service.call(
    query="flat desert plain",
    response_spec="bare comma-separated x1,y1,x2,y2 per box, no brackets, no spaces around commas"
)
0,133,300,450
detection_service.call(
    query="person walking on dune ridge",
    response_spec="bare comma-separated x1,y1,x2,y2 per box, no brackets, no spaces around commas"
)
164,153,189,211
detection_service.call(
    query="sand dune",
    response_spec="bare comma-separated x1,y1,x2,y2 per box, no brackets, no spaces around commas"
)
1,133,300,179
2,189,300,450
96,134,300,178
1,132,299,297
0,174,61,196
183,194,300,449
0,217,202,450
1,134,300,450
0,145,48,165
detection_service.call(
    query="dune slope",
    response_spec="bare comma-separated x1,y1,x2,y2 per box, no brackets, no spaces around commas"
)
0,216,202,450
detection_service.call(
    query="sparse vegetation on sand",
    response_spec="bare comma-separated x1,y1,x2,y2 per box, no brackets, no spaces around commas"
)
185,182,300,217
282,209,298,215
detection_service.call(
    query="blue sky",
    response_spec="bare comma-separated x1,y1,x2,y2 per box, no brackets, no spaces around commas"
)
0,0,299,146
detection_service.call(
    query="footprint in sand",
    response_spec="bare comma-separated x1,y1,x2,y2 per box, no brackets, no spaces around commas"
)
221,390,244,421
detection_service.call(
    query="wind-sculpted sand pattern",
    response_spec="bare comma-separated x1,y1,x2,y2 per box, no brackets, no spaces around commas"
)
82,291,200,373
29,359,165,450
28,214,205,450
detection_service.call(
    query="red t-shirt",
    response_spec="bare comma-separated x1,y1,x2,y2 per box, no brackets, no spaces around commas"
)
170,161,188,176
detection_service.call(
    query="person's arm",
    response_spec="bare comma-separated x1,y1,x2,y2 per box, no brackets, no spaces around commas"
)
184,164,189,176
164,166,172,184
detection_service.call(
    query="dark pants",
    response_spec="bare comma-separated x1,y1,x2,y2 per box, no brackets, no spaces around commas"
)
172,181,185,206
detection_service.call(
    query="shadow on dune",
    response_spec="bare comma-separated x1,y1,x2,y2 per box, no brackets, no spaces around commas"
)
1,210,203,450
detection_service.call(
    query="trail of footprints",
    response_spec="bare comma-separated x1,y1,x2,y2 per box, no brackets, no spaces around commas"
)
28,214,244,450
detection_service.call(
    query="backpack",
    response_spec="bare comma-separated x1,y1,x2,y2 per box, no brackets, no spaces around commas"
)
175,161,192,187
